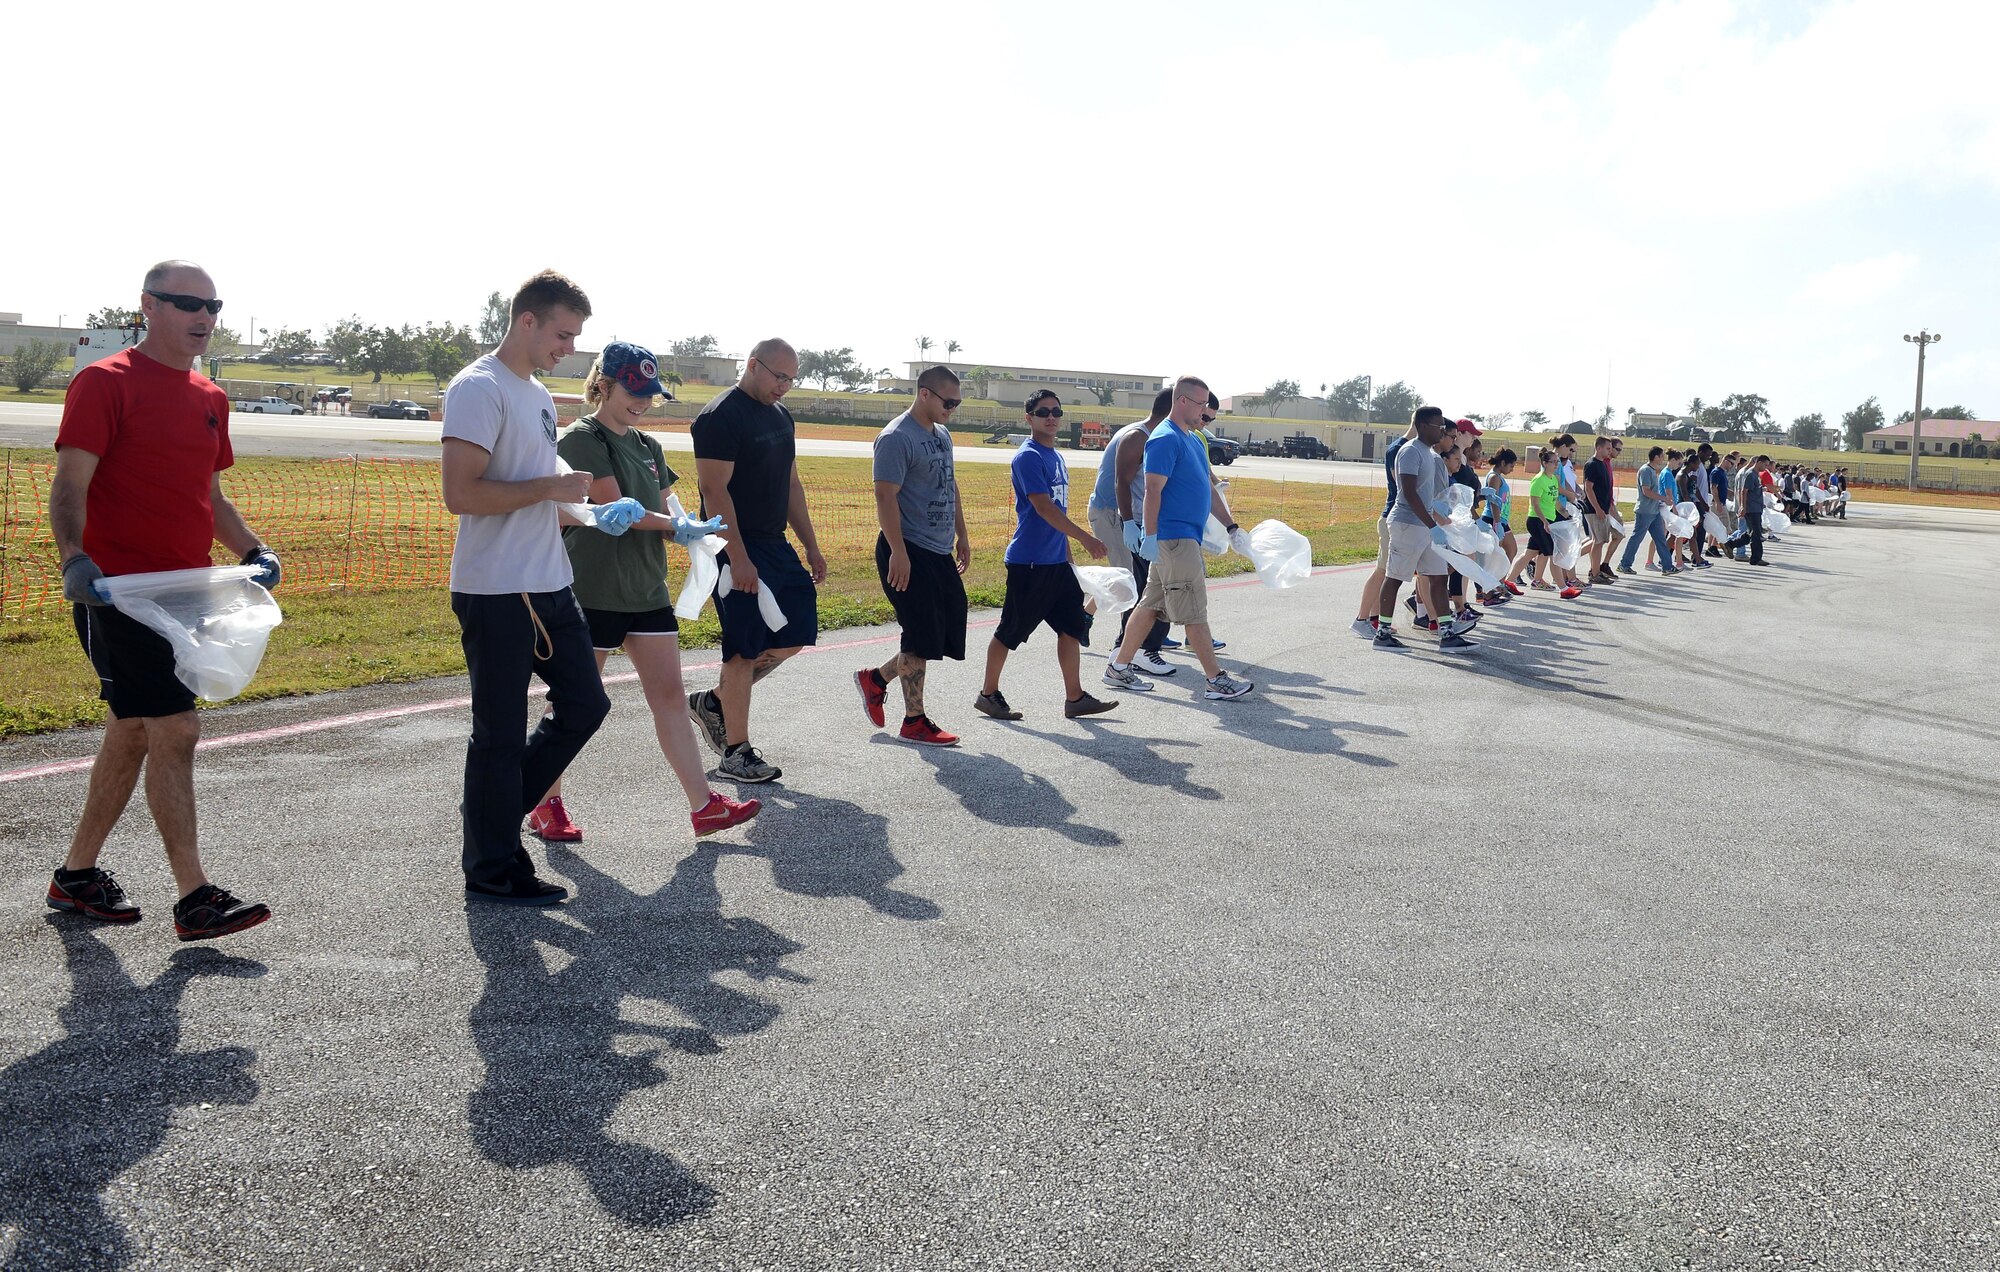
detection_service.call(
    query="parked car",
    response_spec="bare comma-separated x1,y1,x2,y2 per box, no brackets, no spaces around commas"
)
366,400,432,420
1200,428,1241,465
1281,433,1331,460
233,395,304,415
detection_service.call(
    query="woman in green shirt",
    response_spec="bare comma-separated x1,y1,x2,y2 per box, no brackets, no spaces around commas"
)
528,342,759,843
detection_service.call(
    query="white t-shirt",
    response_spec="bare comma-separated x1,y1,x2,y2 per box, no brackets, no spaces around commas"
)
443,354,573,594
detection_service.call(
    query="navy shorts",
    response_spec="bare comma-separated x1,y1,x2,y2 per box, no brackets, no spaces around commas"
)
715,538,818,661
584,605,678,650
73,602,196,718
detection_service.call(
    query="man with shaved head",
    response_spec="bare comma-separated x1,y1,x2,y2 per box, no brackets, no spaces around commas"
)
45,259,281,940
688,338,828,783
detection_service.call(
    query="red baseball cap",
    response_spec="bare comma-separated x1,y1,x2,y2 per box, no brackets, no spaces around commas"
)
1454,418,1481,436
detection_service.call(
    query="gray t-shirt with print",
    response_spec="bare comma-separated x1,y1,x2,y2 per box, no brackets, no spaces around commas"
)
1387,438,1446,526
872,411,958,555
443,354,572,595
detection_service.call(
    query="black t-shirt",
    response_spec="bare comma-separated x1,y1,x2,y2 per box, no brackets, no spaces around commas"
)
1582,456,1614,511
1381,436,1409,517
690,386,796,541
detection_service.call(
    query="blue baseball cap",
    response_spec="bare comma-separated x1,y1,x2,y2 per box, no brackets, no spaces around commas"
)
601,341,673,399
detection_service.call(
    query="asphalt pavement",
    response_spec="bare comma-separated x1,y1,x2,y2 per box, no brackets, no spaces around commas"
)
1,503,1996,1270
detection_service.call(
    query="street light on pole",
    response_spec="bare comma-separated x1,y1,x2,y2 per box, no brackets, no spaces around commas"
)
1903,330,1941,492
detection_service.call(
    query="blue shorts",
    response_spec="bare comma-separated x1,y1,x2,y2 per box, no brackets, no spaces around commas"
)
715,537,818,661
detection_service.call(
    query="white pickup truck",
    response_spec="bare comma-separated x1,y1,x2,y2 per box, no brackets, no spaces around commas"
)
234,396,304,415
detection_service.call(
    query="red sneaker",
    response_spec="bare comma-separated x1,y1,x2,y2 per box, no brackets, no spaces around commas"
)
527,796,582,842
692,791,761,837
854,668,887,728
1503,580,1524,596
898,715,960,747
1559,585,1583,600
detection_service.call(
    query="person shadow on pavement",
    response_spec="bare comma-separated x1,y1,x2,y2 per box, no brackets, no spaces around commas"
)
0,920,264,1272
875,736,1121,847
465,847,810,1228
728,787,944,920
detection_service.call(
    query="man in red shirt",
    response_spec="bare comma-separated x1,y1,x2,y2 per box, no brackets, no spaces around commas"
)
47,259,280,941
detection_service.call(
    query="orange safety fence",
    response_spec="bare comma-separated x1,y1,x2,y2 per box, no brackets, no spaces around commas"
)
1,449,1350,622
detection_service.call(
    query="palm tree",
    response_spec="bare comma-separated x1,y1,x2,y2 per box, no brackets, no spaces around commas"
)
916,335,932,362
946,339,961,364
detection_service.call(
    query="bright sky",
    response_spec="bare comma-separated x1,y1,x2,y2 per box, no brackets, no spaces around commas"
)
9,0,1996,425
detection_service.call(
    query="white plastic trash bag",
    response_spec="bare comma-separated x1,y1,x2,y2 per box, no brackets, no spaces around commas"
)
1765,508,1792,535
1703,510,1729,541
1072,565,1139,612
1550,518,1584,570
666,494,722,621
553,458,597,527
1202,515,1231,555
1481,544,1512,581
95,565,282,702
1240,519,1312,589
1438,486,1497,557
1660,502,1694,538
1438,546,1501,591
718,563,787,631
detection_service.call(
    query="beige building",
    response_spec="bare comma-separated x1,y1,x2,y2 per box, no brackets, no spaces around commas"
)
1864,418,1998,458
549,350,740,386
898,360,1163,408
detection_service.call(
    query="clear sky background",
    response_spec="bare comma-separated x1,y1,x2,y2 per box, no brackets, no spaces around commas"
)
8,0,1996,425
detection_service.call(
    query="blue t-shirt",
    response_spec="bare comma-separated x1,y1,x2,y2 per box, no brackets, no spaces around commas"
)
1144,421,1212,542
1660,469,1679,503
1005,438,1072,565
1381,436,1409,517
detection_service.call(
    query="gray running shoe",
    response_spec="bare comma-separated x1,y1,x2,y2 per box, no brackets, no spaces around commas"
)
1101,662,1155,692
716,744,780,784
1133,649,1177,676
1439,634,1477,654
1203,672,1255,701
1350,618,1377,639
688,690,727,755
1064,692,1117,719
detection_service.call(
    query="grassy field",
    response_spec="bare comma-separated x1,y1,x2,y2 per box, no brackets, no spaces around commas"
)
0,453,1378,738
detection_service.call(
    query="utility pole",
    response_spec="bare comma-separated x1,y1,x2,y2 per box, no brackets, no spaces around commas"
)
1903,330,1940,492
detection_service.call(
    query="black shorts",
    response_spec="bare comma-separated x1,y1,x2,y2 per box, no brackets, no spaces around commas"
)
715,537,818,661
73,602,196,718
584,604,678,650
994,563,1092,650
1526,517,1554,554
875,535,967,661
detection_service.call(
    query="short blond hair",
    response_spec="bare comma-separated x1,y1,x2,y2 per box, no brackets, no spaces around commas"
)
582,352,611,407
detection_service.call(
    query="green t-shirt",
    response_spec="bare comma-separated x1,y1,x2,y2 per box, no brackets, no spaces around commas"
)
1529,472,1560,521
556,415,678,613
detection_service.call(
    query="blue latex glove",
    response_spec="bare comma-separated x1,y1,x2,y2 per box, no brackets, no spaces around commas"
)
1138,533,1160,562
241,546,282,589
1122,519,1143,556
593,497,645,536
1429,526,1450,549
672,512,724,546
62,554,107,606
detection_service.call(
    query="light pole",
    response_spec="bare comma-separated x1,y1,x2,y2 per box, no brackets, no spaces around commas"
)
1359,374,1372,422
1903,330,1940,491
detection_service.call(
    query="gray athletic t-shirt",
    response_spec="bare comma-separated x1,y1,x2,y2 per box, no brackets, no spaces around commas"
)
872,411,958,555
443,354,572,595
1388,438,1446,526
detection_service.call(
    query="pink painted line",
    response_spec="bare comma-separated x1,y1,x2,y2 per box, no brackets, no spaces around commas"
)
0,564,1360,784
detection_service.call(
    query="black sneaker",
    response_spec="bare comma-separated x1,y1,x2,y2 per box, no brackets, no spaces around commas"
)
1373,627,1406,651
1439,634,1477,654
47,866,141,925
172,884,272,940
687,690,727,755
465,874,569,907
973,690,1023,720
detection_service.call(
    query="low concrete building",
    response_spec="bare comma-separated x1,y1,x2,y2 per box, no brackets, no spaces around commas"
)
1864,418,1999,458
0,313,88,361
1220,396,1333,422
549,350,741,385
904,360,1162,399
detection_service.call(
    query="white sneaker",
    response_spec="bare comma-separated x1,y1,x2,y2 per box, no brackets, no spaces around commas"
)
1133,649,1177,676
1102,663,1156,692
1350,619,1377,639
1443,614,1479,637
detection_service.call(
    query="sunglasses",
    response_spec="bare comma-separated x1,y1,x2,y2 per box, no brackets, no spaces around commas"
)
1200,413,1215,424
924,388,962,410
146,289,224,315
1030,406,1064,419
